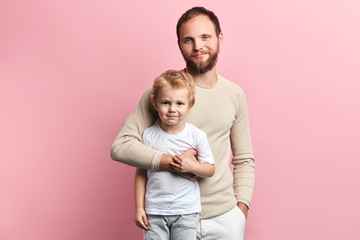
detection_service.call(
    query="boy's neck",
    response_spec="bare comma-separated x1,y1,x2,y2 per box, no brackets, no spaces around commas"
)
160,121,186,134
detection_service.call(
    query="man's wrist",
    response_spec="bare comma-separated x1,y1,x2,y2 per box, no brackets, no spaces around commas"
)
159,154,173,171
237,202,249,220
237,202,249,210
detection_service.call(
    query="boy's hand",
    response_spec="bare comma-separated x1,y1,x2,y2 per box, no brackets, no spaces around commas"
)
134,208,148,230
170,149,215,178
170,149,199,173
171,155,199,173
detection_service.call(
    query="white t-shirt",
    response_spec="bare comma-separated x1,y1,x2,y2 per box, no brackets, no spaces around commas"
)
143,122,214,215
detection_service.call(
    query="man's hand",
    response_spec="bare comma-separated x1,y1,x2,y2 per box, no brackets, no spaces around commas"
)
159,149,199,181
171,155,199,173
134,208,149,230
169,149,199,173
178,172,198,182
237,202,248,220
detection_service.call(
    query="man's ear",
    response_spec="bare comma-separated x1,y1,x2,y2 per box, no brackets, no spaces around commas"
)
218,32,224,47
177,40,183,54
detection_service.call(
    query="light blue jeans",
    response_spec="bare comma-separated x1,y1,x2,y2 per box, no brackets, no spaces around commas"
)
144,213,199,240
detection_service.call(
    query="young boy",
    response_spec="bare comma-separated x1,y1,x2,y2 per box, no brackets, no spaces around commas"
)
134,70,215,240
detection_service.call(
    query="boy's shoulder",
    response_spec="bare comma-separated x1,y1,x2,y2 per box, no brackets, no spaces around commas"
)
143,123,160,137
185,123,207,137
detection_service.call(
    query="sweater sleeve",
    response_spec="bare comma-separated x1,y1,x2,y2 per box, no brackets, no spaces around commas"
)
110,87,164,170
230,89,255,208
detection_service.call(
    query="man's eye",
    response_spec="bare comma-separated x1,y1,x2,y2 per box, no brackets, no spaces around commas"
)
184,39,192,43
203,36,209,40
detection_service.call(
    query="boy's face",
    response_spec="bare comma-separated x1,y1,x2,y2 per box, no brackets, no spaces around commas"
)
152,85,190,133
178,14,223,74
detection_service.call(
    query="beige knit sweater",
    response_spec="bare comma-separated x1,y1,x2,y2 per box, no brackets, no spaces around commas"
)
111,75,255,219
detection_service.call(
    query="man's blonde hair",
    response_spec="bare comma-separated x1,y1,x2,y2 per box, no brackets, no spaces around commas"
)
151,70,195,109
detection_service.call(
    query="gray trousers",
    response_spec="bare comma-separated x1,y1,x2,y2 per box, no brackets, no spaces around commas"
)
144,213,199,240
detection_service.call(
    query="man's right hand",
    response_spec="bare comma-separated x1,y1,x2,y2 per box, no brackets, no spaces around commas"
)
179,148,198,159
159,149,198,181
178,172,198,182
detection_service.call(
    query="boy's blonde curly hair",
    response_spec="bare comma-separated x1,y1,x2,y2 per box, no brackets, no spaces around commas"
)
151,70,195,109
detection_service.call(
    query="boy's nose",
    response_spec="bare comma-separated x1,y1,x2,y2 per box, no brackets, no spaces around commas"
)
168,104,175,112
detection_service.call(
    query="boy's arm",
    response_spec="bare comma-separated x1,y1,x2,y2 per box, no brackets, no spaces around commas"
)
170,131,215,178
161,151,198,181
171,156,215,178
134,168,148,230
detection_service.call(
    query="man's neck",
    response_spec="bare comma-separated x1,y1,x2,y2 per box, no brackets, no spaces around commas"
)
187,68,218,88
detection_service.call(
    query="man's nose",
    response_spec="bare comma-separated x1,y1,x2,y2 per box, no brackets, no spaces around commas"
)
193,39,203,51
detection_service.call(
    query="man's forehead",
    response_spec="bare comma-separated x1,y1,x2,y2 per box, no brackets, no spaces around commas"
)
179,15,216,36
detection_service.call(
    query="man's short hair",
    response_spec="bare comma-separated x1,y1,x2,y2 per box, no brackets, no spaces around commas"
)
176,6,222,41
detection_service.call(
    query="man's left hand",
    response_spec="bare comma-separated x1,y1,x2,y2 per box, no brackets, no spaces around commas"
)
237,202,248,220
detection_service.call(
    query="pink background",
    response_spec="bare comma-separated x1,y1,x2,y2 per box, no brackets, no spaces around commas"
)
1,0,359,239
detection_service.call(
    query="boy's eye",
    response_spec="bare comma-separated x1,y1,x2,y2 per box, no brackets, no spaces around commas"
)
177,102,184,105
162,102,169,105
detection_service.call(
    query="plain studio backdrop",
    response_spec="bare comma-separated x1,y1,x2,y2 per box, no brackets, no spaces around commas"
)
1,0,359,239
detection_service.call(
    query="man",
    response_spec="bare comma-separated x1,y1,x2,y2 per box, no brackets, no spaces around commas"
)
111,7,255,240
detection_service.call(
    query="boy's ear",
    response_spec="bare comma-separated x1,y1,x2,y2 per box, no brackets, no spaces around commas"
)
150,96,158,111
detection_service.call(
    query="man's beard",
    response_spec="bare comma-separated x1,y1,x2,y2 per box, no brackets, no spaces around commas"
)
183,47,219,75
